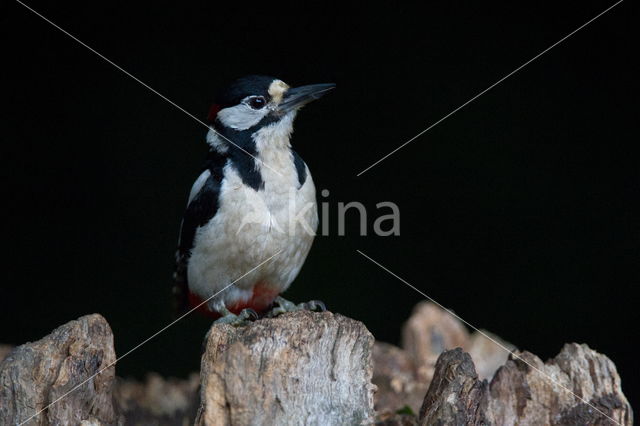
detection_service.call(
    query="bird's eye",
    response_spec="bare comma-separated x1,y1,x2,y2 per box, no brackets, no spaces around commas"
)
247,96,266,109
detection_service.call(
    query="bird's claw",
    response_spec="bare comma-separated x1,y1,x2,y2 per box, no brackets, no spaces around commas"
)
203,308,257,352
266,296,327,317
303,299,326,312
213,308,259,326
241,307,259,321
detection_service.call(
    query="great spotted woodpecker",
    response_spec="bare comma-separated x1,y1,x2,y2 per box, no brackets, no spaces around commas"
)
173,75,335,323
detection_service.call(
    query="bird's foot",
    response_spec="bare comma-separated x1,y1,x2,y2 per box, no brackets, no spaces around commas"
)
213,307,259,326
266,296,326,318
201,307,258,353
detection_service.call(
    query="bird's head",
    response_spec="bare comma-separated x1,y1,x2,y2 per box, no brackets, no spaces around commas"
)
206,75,335,153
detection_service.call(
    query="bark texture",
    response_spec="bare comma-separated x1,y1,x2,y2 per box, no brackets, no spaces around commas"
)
114,373,199,425
418,345,633,426
401,302,514,384
487,343,633,425
0,305,633,426
0,345,13,364
375,302,515,417
195,310,376,426
0,314,119,426
417,348,488,425
372,341,427,419
401,302,469,384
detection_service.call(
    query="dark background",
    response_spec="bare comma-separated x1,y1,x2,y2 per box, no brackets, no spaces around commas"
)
2,0,637,411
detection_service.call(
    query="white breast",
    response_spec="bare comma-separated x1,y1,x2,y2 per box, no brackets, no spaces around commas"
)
187,134,317,312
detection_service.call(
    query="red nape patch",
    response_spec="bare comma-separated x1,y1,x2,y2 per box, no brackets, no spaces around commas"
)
207,104,221,123
188,281,280,320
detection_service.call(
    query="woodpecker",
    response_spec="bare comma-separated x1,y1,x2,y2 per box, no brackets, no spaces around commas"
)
173,75,335,323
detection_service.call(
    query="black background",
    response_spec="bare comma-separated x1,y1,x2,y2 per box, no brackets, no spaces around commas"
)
2,0,638,412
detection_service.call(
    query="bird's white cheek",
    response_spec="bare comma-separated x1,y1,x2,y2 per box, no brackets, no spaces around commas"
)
217,104,267,130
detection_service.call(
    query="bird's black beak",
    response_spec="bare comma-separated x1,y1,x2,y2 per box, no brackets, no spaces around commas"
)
278,83,336,114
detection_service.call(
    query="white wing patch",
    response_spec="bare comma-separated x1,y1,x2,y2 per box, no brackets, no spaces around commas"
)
188,169,211,205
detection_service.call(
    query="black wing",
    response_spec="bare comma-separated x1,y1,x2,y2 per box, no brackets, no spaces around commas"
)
291,150,308,188
172,154,226,314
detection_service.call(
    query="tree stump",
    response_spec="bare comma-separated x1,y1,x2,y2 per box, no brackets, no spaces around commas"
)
114,372,200,425
372,341,427,419
418,345,633,426
0,314,119,426
418,348,488,425
401,302,469,384
0,305,633,425
195,311,376,426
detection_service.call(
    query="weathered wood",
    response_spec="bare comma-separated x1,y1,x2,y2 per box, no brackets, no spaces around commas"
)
0,314,119,426
114,372,199,425
465,330,514,381
418,348,488,426
376,303,514,418
376,413,419,426
0,304,632,426
372,342,426,419
0,345,12,364
195,310,376,426
401,302,469,384
418,345,633,426
487,343,633,425
401,303,515,382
